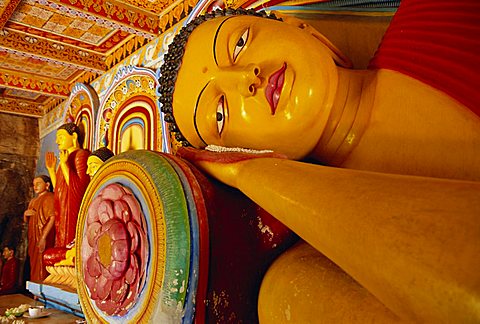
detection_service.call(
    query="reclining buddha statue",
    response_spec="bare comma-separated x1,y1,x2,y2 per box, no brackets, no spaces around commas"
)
159,0,480,322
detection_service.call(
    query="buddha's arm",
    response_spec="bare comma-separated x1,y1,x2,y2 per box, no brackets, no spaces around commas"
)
39,216,55,253
23,200,35,222
183,150,480,323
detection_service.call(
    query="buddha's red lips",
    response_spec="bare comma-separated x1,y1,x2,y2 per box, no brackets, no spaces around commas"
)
265,63,287,115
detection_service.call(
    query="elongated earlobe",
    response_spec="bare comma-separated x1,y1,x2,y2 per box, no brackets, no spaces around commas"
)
73,133,79,148
309,30,353,68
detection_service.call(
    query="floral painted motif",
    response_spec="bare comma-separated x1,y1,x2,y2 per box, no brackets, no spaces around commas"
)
82,183,148,316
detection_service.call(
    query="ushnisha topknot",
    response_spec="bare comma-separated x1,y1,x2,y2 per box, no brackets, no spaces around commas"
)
90,147,114,162
159,8,281,147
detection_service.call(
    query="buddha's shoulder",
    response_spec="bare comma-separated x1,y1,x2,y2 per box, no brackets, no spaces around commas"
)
73,148,91,159
371,69,480,126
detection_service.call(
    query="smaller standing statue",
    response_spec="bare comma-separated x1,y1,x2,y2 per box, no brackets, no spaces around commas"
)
45,123,90,248
23,175,55,282
86,147,114,178
0,245,19,295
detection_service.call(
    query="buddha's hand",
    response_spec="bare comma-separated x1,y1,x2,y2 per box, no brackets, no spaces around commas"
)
38,237,46,253
45,151,57,171
59,150,69,164
24,209,35,217
177,147,286,188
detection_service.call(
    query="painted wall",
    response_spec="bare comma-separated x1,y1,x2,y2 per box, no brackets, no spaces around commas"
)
36,20,184,169
35,131,58,177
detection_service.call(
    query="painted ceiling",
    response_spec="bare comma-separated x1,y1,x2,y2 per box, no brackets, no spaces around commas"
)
0,0,192,117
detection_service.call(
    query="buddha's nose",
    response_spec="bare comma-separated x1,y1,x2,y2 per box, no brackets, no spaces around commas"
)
220,64,261,97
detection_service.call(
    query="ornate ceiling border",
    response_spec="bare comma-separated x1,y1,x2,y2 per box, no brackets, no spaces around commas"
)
0,29,106,71
158,0,198,34
5,21,129,53
0,0,21,29
0,96,44,117
105,36,149,69
32,0,199,38
34,0,157,38
0,47,102,74
0,98,44,118
0,68,70,97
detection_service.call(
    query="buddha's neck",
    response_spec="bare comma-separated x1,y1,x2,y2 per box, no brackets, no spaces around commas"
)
67,146,79,154
311,68,376,165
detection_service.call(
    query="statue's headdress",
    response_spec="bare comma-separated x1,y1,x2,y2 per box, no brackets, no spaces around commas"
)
90,147,114,162
159,8,280,147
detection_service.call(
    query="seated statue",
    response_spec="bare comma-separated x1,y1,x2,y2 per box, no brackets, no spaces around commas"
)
46,122,91,248
23,175,55,282
159,1,480,322
50,147,114,274
86,147,114,178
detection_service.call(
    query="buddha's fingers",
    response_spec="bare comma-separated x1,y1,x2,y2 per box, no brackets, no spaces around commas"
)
45,151,57,168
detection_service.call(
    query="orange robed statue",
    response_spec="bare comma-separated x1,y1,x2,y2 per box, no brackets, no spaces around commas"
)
23,175,55,281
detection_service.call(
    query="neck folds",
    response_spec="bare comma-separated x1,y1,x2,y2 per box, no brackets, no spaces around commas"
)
312,68,376,166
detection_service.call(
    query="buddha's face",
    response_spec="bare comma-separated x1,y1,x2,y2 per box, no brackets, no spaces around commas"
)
173,15,338,159
56,129,77,151
33,177,48,195
86,156,103,177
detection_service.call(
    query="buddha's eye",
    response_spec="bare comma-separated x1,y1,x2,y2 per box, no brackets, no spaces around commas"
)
216,96,225,135
233,28,249,62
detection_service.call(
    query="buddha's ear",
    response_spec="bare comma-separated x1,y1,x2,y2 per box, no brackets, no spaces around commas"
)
272,11,353,68
73,132,79,147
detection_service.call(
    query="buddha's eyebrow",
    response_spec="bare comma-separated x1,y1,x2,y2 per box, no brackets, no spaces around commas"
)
213,16,234,66
194,81,210,146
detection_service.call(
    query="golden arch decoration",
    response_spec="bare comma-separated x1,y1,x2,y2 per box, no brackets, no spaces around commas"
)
64,83,99,151
96,66,163,154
